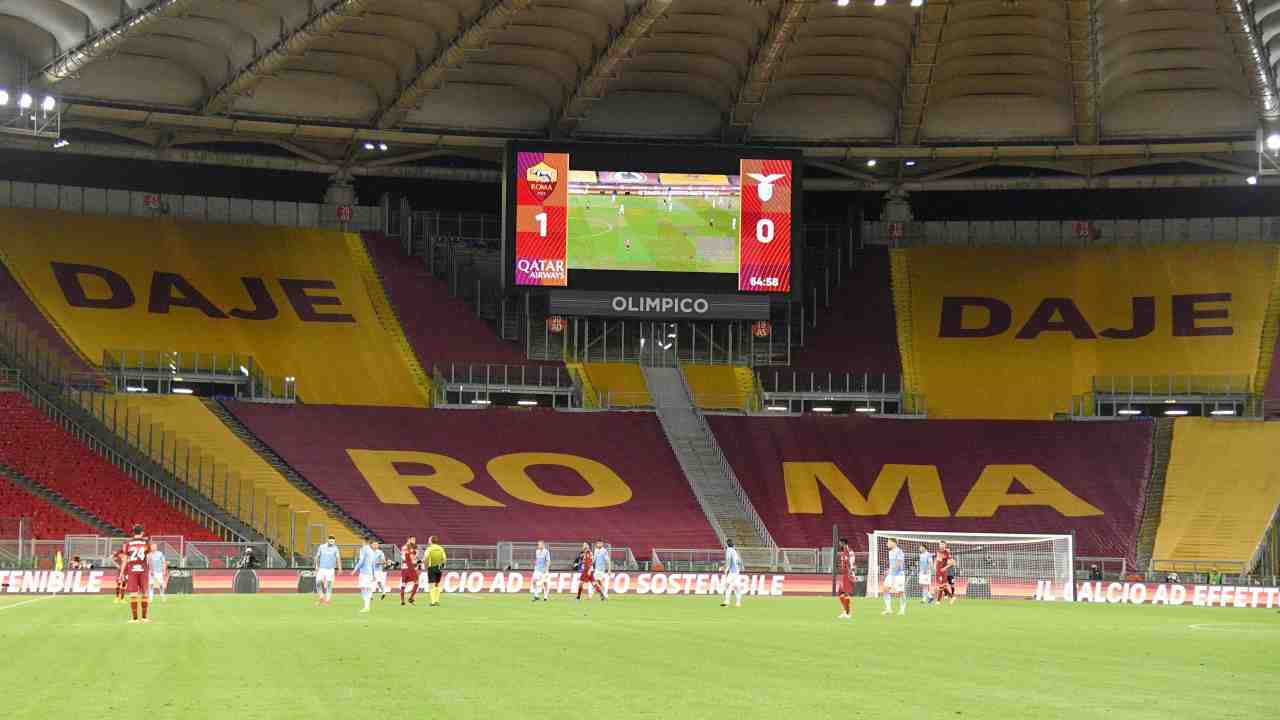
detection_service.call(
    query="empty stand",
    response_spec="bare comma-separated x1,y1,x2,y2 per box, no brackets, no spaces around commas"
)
1152,418,1280,571
682,365,757,411
362,232,528,368
0,261,91,373
0,208,425,406
109,395,363,549
224,402,720,554
582,363,651,407
0,393,217,539
707,415,1153,562
793,247,902,376
0,474,96,538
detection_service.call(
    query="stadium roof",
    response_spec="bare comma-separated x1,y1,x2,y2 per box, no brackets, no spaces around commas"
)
1,0,1276,189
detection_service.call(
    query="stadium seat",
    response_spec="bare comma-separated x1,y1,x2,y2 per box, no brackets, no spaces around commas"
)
0,393,218,539
105,395,364,549
791,246,902,376
581,363,651,406
0,261,92,373
682,364,756,411
361,232,532,368
0,209,427,406
707,415,1153,561
224,402,721,554
1152,418,1280,571
0,474,96,539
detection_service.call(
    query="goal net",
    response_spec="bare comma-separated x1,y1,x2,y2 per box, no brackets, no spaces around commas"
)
866,530,1074,601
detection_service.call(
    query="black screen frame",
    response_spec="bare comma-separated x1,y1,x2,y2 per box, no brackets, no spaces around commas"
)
502,141,803,298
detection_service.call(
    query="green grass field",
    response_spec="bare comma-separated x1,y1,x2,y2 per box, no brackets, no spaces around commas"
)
568,194,739,273
2,593,1276,719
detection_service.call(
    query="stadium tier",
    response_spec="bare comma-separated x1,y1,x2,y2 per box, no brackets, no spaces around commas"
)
223,402,720,553
682,364,758,411
0,393,217,539
1152,418,1280,571
889,245,1280,419
0,208,426,406
707,415,1153,562
362,232,529,367
91,395,364,549
0,475,96,539
579,363,651,407
0,260,91,373
794,246,902,376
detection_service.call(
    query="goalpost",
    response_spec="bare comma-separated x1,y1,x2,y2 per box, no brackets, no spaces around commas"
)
866,530,1075,601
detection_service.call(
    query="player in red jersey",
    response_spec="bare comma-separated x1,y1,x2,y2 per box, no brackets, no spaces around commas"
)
836,538,855,619
574,543,593,601
934,541,956,605
112,546,128,604
400,536,420,606
121,525,151,623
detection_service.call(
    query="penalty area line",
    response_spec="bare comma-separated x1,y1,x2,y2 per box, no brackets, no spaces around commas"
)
0,596,59,612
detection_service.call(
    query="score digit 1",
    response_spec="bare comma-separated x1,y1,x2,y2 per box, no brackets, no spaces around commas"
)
536,212,547,237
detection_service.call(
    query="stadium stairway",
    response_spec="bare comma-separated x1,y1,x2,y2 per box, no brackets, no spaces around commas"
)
0,464,118,537
1136,418,1175,571
205,399,381,543
641,366,774,550
108,395,366,551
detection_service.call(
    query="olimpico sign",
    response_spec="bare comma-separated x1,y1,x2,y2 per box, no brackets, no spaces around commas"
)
549,291,769,319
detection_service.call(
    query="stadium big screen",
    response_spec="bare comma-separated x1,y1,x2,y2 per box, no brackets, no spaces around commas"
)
503,142,801,296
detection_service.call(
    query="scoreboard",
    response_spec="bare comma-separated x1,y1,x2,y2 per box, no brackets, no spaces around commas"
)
504,142,800,298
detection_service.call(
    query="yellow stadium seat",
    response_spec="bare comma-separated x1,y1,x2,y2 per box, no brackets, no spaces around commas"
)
0,208,427,407
683,364,754,411
107,394,363,551
581,363,650,407
1152,418,1280,571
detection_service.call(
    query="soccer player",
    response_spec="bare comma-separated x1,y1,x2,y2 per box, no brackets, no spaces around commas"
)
917,545,934,604
424,535,447,607
112,546,128,604
836,537,855,619
147,541,168,604
575,542,593,601
314,535,340,606
882,538,907,616
121,525,151,624
720,539,743,608
400,536,420,606
934,540,956,605
617,201,625,217
372,543,390,600
531,540,551,602
351,537,378,613
591,541,610,601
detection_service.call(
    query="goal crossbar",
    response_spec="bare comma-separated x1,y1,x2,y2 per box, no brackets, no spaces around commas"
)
866,530,1075,601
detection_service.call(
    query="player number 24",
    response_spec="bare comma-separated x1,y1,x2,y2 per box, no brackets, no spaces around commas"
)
535,212,547,238
756,218,775,245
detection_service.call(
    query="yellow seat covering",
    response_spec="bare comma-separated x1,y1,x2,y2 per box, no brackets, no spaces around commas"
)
1153,418,1280,571
0,208,426,406
683,365,752,410
582,363,651,406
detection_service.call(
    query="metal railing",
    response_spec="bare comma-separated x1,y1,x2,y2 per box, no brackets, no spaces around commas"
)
104,349,297,402
497,541,639,572
865,217,1280,247
652,547,823,572
184,542,288,569
434,363,575,389
0,366,18,389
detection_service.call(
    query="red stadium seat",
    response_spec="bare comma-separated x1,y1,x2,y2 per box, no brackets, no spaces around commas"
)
0,393,218,540
0,475,96,539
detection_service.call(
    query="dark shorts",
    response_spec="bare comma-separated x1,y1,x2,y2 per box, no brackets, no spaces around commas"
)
426,566,443,584
125,571,147,594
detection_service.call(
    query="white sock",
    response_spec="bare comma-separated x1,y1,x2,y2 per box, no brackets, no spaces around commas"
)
884,594,892,611
897,595,905,613
362,590,371,609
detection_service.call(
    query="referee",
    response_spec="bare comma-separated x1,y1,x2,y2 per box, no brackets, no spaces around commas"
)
424,535,448,607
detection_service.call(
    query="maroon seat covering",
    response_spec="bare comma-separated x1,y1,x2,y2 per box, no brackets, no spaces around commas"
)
790,247,902,376
708,415,1152,563
361,232,532,369
0,475,96,538
225,402,720,555
0,393,219,539
0,261,91,372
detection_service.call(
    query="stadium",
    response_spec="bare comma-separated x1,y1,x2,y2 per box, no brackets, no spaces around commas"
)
1,0,1278,717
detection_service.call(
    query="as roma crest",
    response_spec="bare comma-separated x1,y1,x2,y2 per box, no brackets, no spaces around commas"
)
525,161,559,201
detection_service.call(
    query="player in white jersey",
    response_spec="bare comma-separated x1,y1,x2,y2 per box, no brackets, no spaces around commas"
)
146,541,168,603
531,540,552,602
372,544,390,600
592,541,611,601
351,537,379,613
882,538,907,615
917,546,934,604
720,539,744,607
617,201,625,217
314,535,341,606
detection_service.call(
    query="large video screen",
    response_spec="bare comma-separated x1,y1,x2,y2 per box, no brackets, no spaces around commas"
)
506,143,799,295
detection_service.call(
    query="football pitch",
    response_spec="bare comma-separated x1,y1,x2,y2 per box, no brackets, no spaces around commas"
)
568,195,738,273
3,593,1276,720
